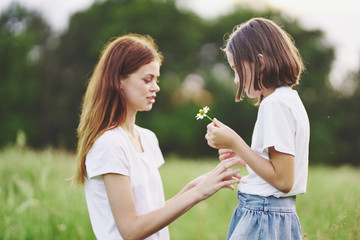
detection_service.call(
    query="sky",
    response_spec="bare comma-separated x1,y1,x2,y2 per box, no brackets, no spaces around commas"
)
1,0,359,91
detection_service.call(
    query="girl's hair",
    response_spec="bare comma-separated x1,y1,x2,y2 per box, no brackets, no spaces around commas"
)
224,17,304,102
72,34,163,186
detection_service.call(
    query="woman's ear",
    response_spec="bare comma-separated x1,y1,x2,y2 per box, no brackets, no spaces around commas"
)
119,79,125,89
257,54,265,72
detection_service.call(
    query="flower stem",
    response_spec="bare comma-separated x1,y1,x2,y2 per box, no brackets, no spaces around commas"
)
206,115,213,122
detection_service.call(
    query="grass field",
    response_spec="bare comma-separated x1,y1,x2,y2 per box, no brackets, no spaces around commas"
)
0,146,359,239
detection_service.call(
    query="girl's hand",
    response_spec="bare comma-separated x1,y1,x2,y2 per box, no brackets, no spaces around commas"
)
205,118,241,150
219,149,247,167
193,158,242,200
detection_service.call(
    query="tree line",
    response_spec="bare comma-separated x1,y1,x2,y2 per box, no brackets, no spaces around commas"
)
1,0,359,165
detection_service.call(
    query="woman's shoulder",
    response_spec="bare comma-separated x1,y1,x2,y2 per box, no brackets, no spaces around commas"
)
136,125,160,149
93,127,128,149
86,127,131,176
135,125,157,139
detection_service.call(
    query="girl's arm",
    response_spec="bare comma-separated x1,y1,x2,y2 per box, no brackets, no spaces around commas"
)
104,158,241,240
206,119,294,193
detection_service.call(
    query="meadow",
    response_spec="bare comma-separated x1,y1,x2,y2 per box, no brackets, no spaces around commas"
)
0,146,359,240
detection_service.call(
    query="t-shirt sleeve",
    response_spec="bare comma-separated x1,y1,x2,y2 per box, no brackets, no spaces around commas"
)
86,132,130,179
260,101,296,156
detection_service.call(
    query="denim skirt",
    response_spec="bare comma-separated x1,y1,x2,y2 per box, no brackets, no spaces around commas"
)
227,192,302,240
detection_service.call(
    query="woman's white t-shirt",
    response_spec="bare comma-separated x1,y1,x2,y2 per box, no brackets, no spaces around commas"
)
238,86,310,198
84,125,170,240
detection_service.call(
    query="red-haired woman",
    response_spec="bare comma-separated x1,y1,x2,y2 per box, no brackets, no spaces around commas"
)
72,34,242,240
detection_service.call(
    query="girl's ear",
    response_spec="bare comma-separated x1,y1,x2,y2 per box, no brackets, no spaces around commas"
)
257,54,265,72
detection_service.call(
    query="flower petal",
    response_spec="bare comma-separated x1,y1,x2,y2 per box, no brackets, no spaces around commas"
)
204,106,209,114
196,113,204,120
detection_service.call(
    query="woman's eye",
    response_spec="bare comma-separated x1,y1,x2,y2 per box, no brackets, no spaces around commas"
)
143,79,151,83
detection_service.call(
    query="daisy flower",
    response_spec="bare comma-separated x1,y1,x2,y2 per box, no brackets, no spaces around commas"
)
196,106,213,122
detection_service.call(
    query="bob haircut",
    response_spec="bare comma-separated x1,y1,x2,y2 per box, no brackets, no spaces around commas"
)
73,34,163,186
224,17,304,102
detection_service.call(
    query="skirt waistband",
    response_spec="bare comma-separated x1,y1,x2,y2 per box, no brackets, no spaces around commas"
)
237,192,296,213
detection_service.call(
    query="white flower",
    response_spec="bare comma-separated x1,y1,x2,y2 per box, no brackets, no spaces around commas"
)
196,113,204,120
195,106,212,121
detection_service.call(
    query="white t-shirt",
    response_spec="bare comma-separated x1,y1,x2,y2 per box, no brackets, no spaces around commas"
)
238,86,310,198
84,125,170,240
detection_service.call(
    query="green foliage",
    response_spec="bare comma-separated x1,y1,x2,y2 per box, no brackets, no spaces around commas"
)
0,0,359,164
0,3,50,147
0,147,359,239
324,70,360,165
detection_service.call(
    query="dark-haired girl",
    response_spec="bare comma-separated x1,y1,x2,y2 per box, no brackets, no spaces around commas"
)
206,18,309,239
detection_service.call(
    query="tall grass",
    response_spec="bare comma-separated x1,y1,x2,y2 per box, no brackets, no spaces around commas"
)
0,147,92,239
0,147,359,239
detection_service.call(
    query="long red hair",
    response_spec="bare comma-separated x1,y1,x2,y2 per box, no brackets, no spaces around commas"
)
72,34,163,186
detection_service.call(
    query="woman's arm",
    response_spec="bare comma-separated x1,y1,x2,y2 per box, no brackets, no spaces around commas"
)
104,158,241,240
219,149,247,167
164,172,208,206
206,119,294,193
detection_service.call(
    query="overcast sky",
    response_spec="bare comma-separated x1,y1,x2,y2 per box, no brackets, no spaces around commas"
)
1,0,359,90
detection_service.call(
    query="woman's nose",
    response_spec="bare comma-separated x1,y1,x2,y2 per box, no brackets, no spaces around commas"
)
151,81,160,92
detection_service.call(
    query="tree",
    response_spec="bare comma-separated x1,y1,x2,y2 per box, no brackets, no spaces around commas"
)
328,68,360,165
5,0,354,165
38,0,337,160
38,0,207,150
0,3,50,147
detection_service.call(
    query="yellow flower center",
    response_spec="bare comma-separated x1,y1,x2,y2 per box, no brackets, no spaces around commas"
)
199,109,205,115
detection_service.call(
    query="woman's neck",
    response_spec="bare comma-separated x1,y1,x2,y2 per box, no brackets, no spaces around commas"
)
122,109,137,137
122,109,144,152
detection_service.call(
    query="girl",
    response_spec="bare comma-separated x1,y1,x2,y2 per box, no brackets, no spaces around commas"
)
72,34,242,240
205,18,309,239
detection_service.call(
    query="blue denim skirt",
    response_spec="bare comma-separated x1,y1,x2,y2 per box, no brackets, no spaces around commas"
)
227,192,302,240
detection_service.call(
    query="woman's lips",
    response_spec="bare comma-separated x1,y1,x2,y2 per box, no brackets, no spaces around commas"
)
147,96,156,104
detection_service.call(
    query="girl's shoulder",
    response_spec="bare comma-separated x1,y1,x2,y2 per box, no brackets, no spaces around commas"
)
262,86,299,107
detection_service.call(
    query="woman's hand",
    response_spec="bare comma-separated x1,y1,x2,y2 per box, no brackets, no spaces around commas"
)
193,157,242,200
186,159,241,192
173,157,241,202
219,149,247,167
182,173,210,192
205,118,241,150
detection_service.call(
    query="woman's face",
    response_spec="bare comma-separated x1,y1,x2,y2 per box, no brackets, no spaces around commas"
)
121,60,160,113
226,51,262,99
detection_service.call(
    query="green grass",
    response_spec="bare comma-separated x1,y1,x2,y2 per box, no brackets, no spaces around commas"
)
0,147,359,239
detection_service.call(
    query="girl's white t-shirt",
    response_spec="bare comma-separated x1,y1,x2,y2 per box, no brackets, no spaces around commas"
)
238,86,310,198
84,126,170,240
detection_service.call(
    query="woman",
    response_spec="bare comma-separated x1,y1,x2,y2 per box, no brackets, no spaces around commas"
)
72,34,242,240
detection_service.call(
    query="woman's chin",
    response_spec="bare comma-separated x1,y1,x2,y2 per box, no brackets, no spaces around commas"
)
139,105,153,112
